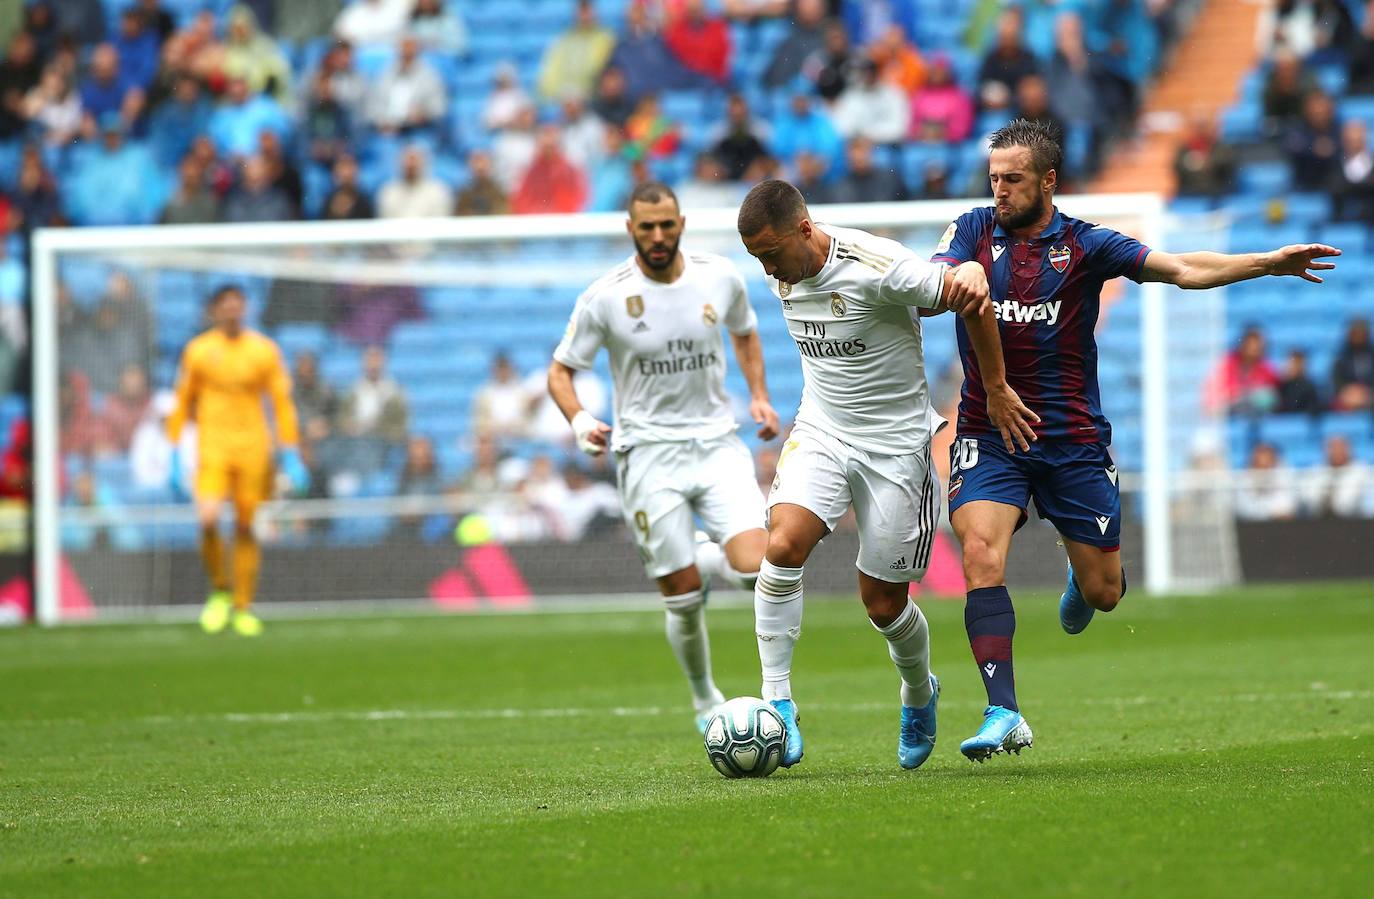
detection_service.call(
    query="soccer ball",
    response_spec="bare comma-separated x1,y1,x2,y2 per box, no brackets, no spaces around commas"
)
702,697,786,778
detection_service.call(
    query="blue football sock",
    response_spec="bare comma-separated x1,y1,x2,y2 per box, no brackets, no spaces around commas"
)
965,586,1018,712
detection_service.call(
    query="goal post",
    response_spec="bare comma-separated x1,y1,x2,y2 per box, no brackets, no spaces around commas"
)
31,193,1224,625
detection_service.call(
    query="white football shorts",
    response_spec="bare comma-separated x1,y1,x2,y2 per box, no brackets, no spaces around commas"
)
767,421,941,583
614,433,766,578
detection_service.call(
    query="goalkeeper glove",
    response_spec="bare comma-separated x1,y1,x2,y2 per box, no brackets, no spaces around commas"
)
278,447,310,495
571,410,611,456
168,452,189,501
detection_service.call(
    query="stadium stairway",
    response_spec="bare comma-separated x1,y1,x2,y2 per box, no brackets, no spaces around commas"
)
1092,0,1265,195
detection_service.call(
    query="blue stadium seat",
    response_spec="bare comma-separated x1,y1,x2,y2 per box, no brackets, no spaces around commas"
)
1235,162,1291,195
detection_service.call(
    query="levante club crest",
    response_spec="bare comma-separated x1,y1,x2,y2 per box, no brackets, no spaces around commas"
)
626,295,644,318
702,303,718,325
1048,244,1072,273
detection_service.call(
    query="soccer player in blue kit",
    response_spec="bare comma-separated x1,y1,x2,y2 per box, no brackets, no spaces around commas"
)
933,119,1341,761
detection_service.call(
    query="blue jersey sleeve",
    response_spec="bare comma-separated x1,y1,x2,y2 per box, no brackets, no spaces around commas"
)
930,210,984,266
1088,225,1152,282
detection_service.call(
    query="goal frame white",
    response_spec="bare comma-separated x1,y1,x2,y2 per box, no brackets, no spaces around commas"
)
30,193,1171,624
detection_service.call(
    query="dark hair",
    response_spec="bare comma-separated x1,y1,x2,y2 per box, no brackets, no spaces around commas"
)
207,284,243,307
737,179,807,237
987,118,1063,177
627,180,679,214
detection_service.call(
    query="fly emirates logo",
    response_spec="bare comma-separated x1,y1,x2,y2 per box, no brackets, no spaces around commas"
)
993,299,1062,326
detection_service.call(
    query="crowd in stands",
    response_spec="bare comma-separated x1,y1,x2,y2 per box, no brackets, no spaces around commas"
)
1207,319,1374,417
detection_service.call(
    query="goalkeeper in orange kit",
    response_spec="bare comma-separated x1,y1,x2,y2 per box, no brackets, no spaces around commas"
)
166,285,308,636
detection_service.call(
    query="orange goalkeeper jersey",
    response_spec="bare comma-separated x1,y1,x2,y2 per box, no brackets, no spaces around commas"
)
167,329,299,456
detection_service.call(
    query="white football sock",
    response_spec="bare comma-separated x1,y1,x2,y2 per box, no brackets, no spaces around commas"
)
755,559,804,701
663,591,720,707
694,538,760,591
873,599,933,708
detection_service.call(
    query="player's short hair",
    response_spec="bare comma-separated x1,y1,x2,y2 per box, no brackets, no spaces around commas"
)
737,179,807,237
988,118,1063,177
627,181,679,215
207,284,244,307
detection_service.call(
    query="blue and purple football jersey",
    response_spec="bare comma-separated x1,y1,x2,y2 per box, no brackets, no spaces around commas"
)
931,207,1151,444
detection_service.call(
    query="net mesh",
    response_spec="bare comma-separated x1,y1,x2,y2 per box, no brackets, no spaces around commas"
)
41,199,1233,619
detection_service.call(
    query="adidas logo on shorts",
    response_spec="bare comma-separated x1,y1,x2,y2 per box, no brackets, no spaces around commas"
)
890,556,907,570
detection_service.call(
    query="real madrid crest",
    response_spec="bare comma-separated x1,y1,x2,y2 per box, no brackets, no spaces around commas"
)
1048,244,1072,273
778,279,791,298
702,303,718,326
626,295,644,318
830,292,847,318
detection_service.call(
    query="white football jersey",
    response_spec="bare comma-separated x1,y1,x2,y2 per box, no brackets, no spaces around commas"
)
555,252,758,451
770,224,947,455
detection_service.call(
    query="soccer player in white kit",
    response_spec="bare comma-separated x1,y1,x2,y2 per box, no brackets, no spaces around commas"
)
735,180,1036,769
548,182,781,732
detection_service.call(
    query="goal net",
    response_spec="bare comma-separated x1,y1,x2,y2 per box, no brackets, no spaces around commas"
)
32,195,1234,623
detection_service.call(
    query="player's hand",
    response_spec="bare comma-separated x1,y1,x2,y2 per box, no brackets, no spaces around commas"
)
278,447,310,496
987,383,1040,453
750,397,780,440
946,261,991,317
571,410,612,456
1264,243,1340,283
168,452,189,501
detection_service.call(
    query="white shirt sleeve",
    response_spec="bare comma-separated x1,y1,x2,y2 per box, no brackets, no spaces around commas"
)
723,267,758,336
878,250,946,310
553,288,605,370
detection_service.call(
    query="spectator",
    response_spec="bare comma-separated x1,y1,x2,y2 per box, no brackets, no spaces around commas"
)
808,19,861,102
395,434,443,539
409,0,468,56
63,471,142,552
1263,0,1354,58
310,40,367,122
591,66,635,128
66,115,163,226
560,94,606,171
303,71,353,167
471,353,531,442
455,149,508,216
455,433,504,496
137,0,177,43
146,73,211,167
868,23,926,95
60,369,100,458
772,93,843,178
112,7,159,91
258,129,302,215
377,145,453,218
482,62,532,132
98,363,151,452
1047,12,1104,152
367,34,447,134
21,64,80,147
587,129,641,212
1276,349,1323,415
1205,326,1280,415
607,1,708,100
538,0,615,103
21,2,59,65
1173,108,1237,197
0,32,40,138
709,93,771,180
723,0,789,21
512,123,587,214
793,150,831,204
222,154,294,223
977,7,1039,109
625,94,681,161
338,345,410,447
207,75,290,159
919,160,950,199
1285,90,1340,191
491,105,538,191
321,153,374,220
1332,318,1374,411
79,43,145,136
189,134,234,199
1332,120,1374,222
1016,75,1066,141
12,146,60,232
1262,48,1315,134
129,391,176,492
827,137,906,203
1350,1,1374,95
909,54,974,143
665,0,733,85
334,0,411,48
85,271,154,396
1303,436,1370,517
676,153,741,209
764,0,828,88
1234,443,1299,521
54,0,107,46
292,351,338,427
556,464,622,541
831,59,908,145
160,154,221,225
159,11,223,91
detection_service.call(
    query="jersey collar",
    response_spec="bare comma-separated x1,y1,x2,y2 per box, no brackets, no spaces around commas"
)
992,206,1067,243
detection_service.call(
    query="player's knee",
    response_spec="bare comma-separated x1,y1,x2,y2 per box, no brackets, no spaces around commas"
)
765,531,810,569
960,533,1005,586
663,589,704,622
864,592,907,629
1084,575,1121,612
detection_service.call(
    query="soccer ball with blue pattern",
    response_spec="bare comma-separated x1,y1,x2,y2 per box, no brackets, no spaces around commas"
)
703,697,785,778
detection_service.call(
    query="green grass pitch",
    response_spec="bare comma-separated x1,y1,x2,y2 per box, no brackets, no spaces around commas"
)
2,584,1373,897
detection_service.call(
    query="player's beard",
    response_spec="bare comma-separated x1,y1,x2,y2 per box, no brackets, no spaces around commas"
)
636,235,681,271
995,194,1046,232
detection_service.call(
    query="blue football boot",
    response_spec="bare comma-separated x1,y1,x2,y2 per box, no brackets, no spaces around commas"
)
769,698,804,767
898,673,939,770
959,705,1034,762
1059,560,1095,635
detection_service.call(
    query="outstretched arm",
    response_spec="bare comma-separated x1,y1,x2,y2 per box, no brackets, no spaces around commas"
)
1140,243,1340,289
729,330,780,440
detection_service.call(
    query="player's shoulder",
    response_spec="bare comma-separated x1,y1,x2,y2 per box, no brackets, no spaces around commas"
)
183,329,217,356
245,329,284,356
1064,213,1123,245
826,224,908,276
954,206,995,230
581,258,638,304
686,250,744,278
